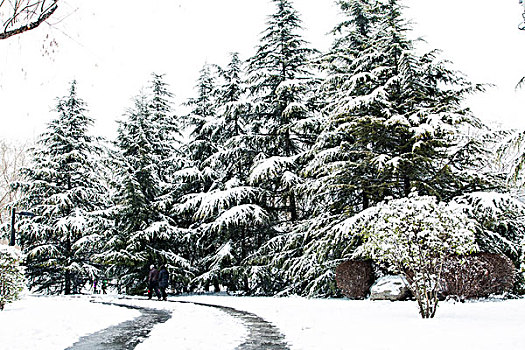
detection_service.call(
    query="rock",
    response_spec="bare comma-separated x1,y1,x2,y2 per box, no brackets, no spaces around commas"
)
370,275,410,301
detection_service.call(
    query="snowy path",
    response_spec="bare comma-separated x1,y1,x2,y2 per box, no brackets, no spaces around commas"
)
172,300,290,350
63,297,289,349
65,301,171,350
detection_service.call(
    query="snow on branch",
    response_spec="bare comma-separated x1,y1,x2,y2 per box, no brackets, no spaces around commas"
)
354,194,478,318
194,186,261,220
211,204,270,232
249,155,296,185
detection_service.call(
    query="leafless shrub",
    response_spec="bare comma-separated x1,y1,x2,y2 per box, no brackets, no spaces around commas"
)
440,253,515,299
335,260,374,299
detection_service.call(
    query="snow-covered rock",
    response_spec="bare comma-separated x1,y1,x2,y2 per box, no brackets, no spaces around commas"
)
370,275,410,301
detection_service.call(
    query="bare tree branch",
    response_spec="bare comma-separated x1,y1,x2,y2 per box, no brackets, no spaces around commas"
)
0,140,30,226
0,0,58,40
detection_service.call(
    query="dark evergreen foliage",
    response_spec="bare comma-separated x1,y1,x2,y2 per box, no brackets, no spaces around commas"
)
103,74,192,294
246,0,319,223
248,0,501,297
15,81,107,294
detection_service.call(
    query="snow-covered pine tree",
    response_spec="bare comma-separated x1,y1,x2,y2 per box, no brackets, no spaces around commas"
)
453,192,525,270
0,245,26,310
234,0,324,295
245,0,319,224
310,0,487,214
149,74,197,293
174,64,222,291
184,64,219,167
212,53,247,147
104,76,192,294
15,81,108,294
105,98,158,292
252,0,493,297
148,73,182,179
248,0,388,297
177,53,274,294
496,129,525,188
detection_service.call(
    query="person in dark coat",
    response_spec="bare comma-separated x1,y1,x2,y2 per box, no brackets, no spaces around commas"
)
158,264,169,301
148,264,161,300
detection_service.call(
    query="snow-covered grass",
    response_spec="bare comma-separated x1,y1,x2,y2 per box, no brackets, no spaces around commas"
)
175,295,525,350
0,295,139,349
1,294,525,350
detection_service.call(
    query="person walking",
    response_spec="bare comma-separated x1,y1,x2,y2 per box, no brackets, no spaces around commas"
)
148,264,161,300
101,279,107,294
158,264,169,301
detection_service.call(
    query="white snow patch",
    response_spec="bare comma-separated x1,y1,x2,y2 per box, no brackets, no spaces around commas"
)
171,295,525,350
0,295,139,350
2,294,525,350
135,301,247,350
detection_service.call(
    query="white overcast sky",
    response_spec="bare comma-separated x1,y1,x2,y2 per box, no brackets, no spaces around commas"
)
0,0,524,142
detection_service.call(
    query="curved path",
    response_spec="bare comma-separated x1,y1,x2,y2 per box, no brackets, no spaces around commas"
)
172,300,290,350
66,302,171,350
66,297,289,349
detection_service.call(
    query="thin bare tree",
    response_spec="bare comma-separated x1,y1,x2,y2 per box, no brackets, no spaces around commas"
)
0,0,58,40
0,140,30,226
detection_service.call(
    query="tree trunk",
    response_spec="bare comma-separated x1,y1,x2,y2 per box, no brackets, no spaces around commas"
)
403,174,411,197
64,271,71,295
289,191,298,222
362,191,369,210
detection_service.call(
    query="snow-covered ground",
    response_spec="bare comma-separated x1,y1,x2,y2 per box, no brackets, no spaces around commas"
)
1,294,524,349
175,295,525,350
0,295,140,349
115,298,247,349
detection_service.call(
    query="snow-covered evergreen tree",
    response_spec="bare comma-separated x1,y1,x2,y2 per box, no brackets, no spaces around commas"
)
250,0,494,297
310,0,486,214
496,129,525,188
453,192,525,271
184,64,219,166
0,245,25,310
148,73,182,180
212,53,248,148
176,55,274,293
232,0,323,295
15,81,108,294
103,75,192,294
245,0,319,224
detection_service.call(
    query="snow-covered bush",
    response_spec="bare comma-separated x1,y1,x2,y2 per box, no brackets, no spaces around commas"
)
355,194,478,318
0,245,25,310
